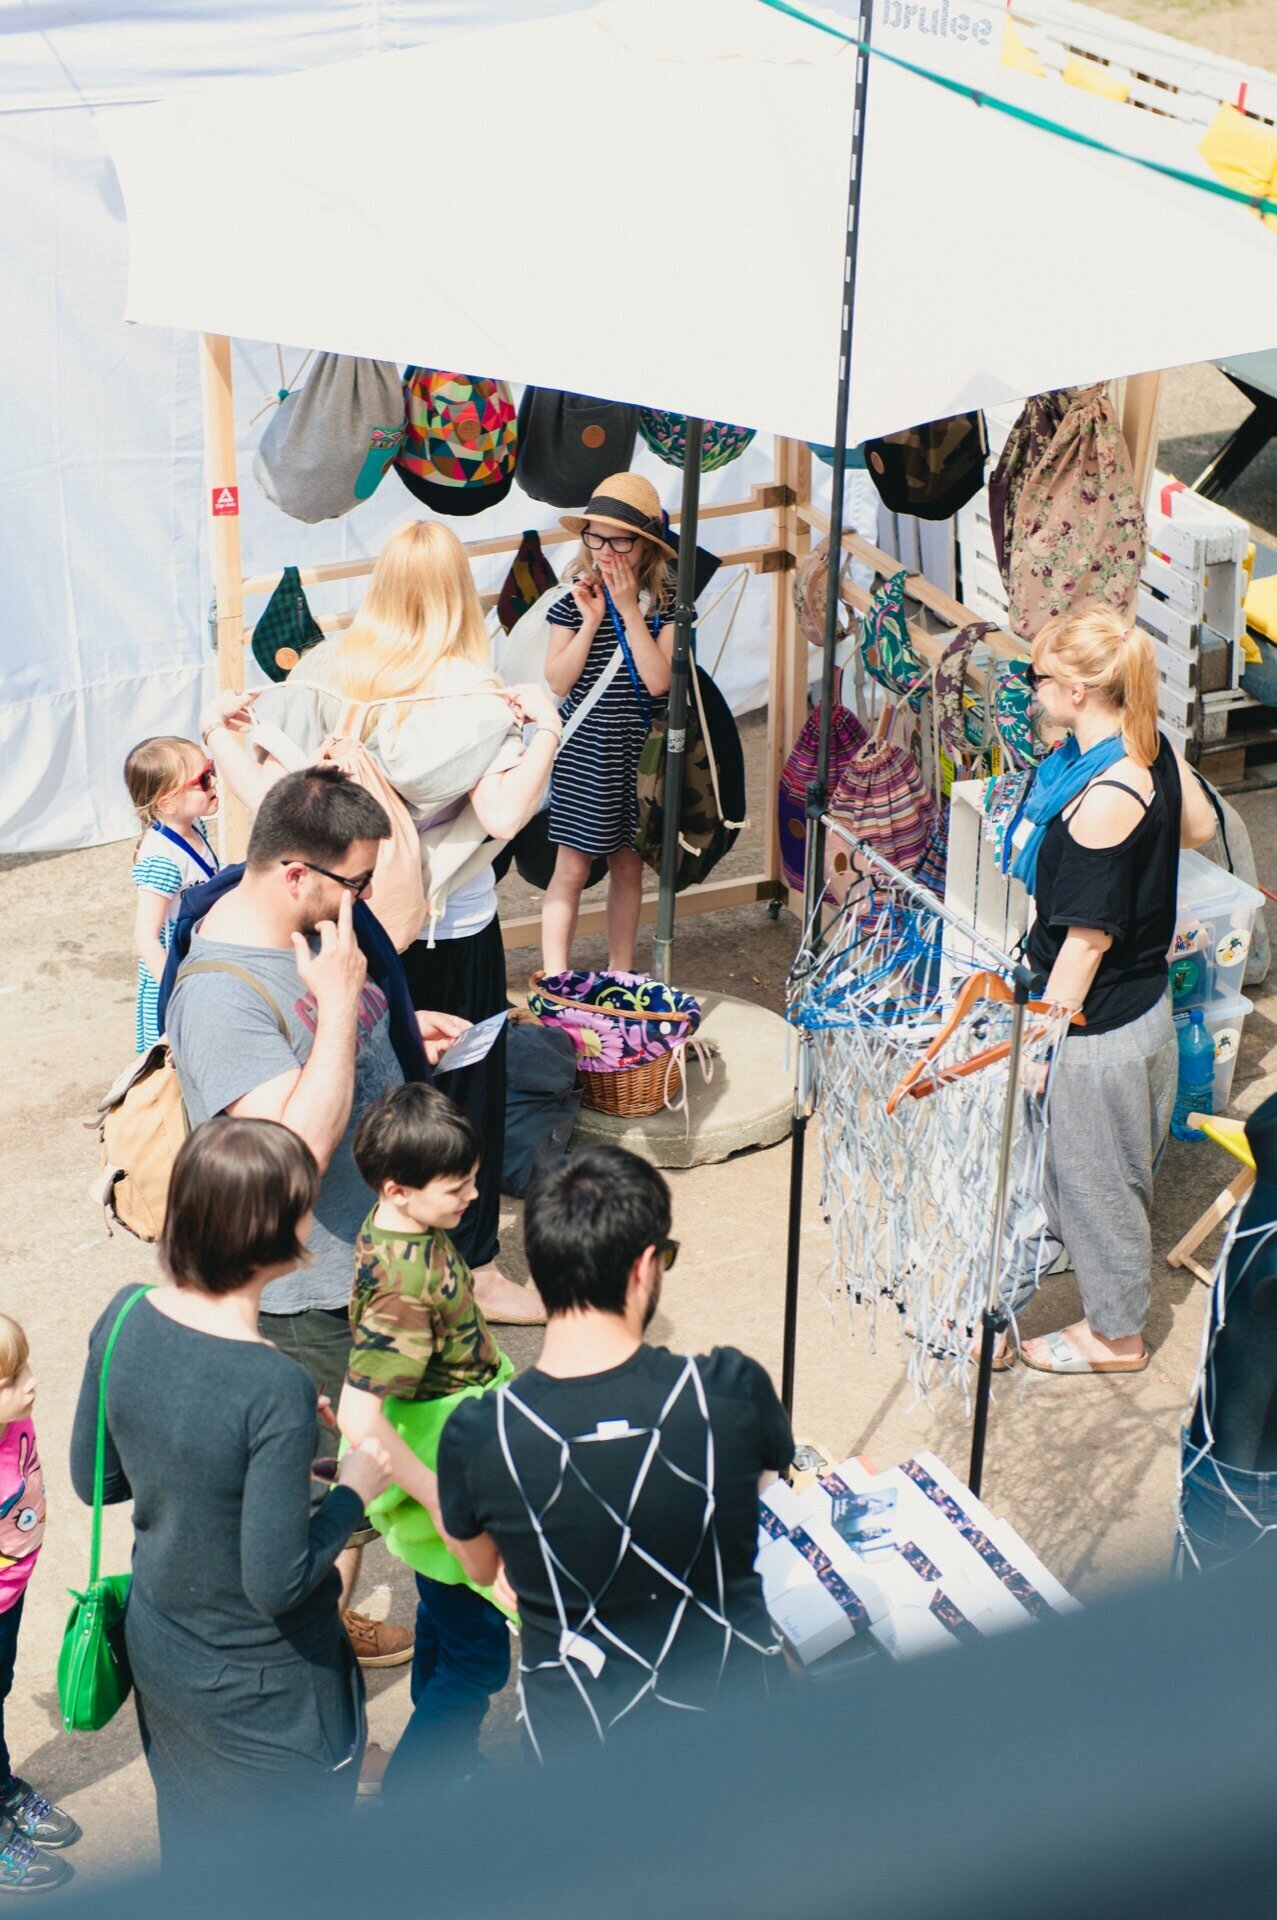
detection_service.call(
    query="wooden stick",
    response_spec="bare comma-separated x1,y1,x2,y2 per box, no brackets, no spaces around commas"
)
500,871,777,950
199,334,250,860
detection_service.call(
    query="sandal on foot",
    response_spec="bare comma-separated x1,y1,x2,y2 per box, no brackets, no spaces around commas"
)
1021,1329,1148,1375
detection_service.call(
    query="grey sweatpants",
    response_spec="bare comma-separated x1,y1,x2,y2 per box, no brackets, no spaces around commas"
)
1001,993,1177,1341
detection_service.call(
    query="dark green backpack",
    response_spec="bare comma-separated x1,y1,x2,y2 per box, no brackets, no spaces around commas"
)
251,567,324,682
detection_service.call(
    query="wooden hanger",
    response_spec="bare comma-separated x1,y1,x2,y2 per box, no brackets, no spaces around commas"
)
884,970,1084,1114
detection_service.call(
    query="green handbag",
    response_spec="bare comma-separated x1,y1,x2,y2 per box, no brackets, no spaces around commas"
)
57,1287,151,1733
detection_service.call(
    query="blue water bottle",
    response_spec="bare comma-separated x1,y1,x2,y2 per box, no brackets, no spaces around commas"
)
1171,1008,1215,1143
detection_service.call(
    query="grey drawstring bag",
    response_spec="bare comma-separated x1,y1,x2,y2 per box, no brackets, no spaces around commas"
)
516,387,638,508
253,354,405,522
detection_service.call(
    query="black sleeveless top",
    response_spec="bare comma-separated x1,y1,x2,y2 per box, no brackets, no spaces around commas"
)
1027,734,1181,1036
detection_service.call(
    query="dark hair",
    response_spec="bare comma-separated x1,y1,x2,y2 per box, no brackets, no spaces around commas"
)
160,1117,319,1295
523,1145,671,1317
246,766,391,872
353,1083,481,1193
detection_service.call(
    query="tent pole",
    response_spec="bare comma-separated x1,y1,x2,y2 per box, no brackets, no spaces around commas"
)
780,0,875,1422
651,417,704,984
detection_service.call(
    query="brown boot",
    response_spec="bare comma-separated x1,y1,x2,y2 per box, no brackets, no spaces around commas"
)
343,1608,414,1668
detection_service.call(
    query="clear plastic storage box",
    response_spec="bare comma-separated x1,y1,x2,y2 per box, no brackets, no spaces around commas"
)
1168,850,1264,1012
1174,991,1253,1116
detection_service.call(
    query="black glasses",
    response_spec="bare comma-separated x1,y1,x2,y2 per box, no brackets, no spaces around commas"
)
1024,664,1052,691
284,859,375,896
582,529,638,555
658,1238,680,1272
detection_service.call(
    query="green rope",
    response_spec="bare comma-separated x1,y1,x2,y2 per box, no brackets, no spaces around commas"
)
757,0,1277,221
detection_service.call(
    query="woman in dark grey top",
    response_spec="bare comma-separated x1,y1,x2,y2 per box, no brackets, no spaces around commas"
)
71,1119,390,1851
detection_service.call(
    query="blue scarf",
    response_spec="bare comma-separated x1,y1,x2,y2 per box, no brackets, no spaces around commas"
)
1006,732,1127,893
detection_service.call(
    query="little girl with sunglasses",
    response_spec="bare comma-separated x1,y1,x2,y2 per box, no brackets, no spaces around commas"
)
123,736,220,1050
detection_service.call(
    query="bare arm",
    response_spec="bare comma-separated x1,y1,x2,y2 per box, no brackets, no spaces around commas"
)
206,724,288,815
467,683,564,841
545,600,601,699
337,1382,442,1529
1042,926,1111,1011
132,888,171,986
225,892,365,1173
1176,754,1220,849
441,1524,502,1589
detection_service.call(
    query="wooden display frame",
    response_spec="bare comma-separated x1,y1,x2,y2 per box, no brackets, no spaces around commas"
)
200,338,1160,948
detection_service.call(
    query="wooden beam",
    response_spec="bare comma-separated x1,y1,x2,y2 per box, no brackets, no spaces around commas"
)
199,334,251,859
764,438,810,888
500,871,780,951
240,483,783,601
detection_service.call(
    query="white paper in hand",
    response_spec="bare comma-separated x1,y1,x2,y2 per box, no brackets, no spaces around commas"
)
431,1009,508,1076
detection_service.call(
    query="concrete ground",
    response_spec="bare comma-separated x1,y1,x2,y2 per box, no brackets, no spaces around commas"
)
5,0,1277,1871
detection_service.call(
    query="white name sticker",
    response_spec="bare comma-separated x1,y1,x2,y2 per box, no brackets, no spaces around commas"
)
559,1631,606,1679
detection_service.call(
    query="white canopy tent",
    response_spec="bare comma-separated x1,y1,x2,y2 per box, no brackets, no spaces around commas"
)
5,0,1277,853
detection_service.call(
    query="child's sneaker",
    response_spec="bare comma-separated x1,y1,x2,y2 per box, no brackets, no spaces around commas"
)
0,1818,73,1895
0,1783,80,1852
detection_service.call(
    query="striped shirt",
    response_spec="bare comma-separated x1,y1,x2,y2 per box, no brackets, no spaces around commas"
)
132,821,218,1051
547,591,668,859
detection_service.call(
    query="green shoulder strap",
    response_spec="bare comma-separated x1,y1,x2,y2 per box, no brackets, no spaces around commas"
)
89,1287,153,1588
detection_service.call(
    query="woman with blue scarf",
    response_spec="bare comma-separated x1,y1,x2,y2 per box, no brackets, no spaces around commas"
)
996,608,1216,1375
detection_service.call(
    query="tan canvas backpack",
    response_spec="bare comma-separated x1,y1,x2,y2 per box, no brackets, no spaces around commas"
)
91,961,288,1242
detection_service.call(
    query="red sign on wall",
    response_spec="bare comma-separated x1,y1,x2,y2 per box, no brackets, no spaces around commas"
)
211,485,240,516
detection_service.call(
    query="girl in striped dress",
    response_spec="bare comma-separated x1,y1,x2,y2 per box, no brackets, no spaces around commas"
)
123,736,220,1050
542,473,677,973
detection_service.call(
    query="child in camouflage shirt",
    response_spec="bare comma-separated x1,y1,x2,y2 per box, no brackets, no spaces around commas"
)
338,1083,515,1797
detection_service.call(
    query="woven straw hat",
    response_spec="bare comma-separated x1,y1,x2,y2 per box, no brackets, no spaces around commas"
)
560,471,676,558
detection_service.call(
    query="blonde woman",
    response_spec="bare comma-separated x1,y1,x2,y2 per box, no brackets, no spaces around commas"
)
996,607,1216,1375
207,521,558,1325
542,473,678,973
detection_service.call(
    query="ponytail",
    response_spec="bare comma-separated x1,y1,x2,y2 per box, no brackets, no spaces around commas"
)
1031,607,1160,767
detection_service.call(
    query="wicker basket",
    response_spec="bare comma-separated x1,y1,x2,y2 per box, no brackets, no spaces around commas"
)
578,1049,683,1118
527,970,696,1120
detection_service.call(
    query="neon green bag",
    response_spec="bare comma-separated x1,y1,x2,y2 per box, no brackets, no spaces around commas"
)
57,1287,151,1733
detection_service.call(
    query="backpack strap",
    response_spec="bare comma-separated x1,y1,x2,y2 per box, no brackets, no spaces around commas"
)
169,959,289,1040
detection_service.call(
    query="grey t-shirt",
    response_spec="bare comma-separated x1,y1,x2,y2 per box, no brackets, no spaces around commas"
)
166,932,403,1313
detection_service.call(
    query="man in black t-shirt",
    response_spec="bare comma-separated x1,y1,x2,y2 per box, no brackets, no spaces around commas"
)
437,1144,793,1761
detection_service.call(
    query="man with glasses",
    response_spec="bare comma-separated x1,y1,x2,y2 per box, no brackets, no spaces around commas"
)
165,766,462,1670
436,1144,794,1764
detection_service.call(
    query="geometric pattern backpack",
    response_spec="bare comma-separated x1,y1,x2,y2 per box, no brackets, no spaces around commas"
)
777,701,868,894
395,369,518,516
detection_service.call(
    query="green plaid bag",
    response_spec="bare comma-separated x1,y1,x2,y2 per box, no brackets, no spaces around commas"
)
252,567,324,683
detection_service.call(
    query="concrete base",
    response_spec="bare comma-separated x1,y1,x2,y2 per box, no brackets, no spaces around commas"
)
572,989,795,1169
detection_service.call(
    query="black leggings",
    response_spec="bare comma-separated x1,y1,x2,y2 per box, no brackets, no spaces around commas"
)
400,916,508,1269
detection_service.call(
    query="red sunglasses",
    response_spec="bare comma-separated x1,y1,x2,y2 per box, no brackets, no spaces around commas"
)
182,760,216,793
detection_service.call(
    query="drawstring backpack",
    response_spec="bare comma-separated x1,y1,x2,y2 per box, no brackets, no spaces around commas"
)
992,658,1044,772
793,537,853,649
932,624,999,764
825,703,936,905
396,370,518,515
864,412,987,521
777,694,868,894
1005,382,1147,641
637,410,756,472
987,391,1070,588
251,567,325,682
861,570,927,708
496,531,558,636
516,389,638,507
253,354,405,522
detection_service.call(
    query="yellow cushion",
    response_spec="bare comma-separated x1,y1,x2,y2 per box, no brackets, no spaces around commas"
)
1190,1113,1256,1170
1001,20,1046,78
1245,572,1277,644
1198,103,1277,233
1062,55,1129,103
